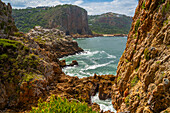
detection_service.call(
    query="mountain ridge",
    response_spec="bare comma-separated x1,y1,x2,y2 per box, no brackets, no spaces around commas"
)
88,12,132,34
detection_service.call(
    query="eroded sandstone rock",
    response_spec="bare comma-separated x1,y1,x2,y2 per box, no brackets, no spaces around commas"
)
112,0,170,112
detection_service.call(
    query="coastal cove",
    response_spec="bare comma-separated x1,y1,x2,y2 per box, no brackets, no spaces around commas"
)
60,36,127,112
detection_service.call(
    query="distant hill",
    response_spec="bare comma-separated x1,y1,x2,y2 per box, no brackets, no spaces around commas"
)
12,5,92,35
88,12,132,34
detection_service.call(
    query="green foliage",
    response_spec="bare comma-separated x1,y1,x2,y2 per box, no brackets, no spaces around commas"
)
162,1,170,14
163,19,169,26
135,19,140,32
13,32,24,37
30,96,97,113
125,95,130,106
142,1,146,9
131,75,139,87
0,39,22,49
88,13,132,34
144,48,150,60
156,61,161,64
117,76,121,82
135,67,139,72
0,54,8,60
33,36,45,44
125,59,129,63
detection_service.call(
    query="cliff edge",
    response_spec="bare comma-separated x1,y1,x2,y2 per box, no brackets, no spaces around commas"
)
112,0,169,112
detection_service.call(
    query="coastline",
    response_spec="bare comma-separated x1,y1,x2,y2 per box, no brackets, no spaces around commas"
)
71,34,128,39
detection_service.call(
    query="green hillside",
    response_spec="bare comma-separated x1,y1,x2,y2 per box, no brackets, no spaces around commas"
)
88,12,132,34
12,5,91,35
12,6,132,34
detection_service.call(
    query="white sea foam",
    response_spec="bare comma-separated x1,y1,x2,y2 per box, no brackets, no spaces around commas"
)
91,93,116,112
83,61,114,70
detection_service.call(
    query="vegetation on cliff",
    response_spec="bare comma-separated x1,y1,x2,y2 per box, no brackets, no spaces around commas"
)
88,12,132,34
12,4,91,35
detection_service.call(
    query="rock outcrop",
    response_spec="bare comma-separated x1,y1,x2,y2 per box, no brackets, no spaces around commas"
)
112,0,170,112
0,0,18,38
26,26,83,58
0,25,84,110
12,5,92,35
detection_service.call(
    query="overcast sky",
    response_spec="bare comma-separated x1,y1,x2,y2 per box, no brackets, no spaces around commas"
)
2,0,138,16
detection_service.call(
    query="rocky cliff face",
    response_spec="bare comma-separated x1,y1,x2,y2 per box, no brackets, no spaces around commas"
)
12,5,92,35
0,0,18,38
45,5,92,35
112,0,169,112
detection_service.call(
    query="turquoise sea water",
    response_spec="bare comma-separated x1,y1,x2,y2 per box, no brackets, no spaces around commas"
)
61,36,127,78
60,36,127,112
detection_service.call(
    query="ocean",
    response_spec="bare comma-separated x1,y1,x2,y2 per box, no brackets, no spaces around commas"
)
60,36,127,112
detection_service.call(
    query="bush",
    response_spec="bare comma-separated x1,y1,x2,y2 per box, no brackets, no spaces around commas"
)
142,1,146,9
135,19,140,32
144,48,150,60
13,32,24,37
30,96,97,113
131,75,139,87
125,95,130,106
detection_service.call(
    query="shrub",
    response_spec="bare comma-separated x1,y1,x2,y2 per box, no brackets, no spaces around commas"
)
30,96,97,113
144,48,150,60
142,1,146,9
0,39,22,49
0,54,8,60
13,32,24,37
125,59,129,63
125,95,130,106
117,76,121,82
162,1,170,14
135,19,140,32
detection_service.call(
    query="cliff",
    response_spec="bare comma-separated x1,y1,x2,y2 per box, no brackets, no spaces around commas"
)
0,1,84,110
88,12,132,34
112,0,170,112
0,0,18,38
12,5,92,35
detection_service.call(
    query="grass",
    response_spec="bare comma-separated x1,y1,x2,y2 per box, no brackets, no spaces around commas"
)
30,96,97,113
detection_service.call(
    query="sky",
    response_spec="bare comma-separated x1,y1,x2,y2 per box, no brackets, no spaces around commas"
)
2,0,138,16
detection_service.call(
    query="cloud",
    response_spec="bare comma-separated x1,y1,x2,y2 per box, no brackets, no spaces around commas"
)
79,0,138,16
74,0,84,5
2,0,138,16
